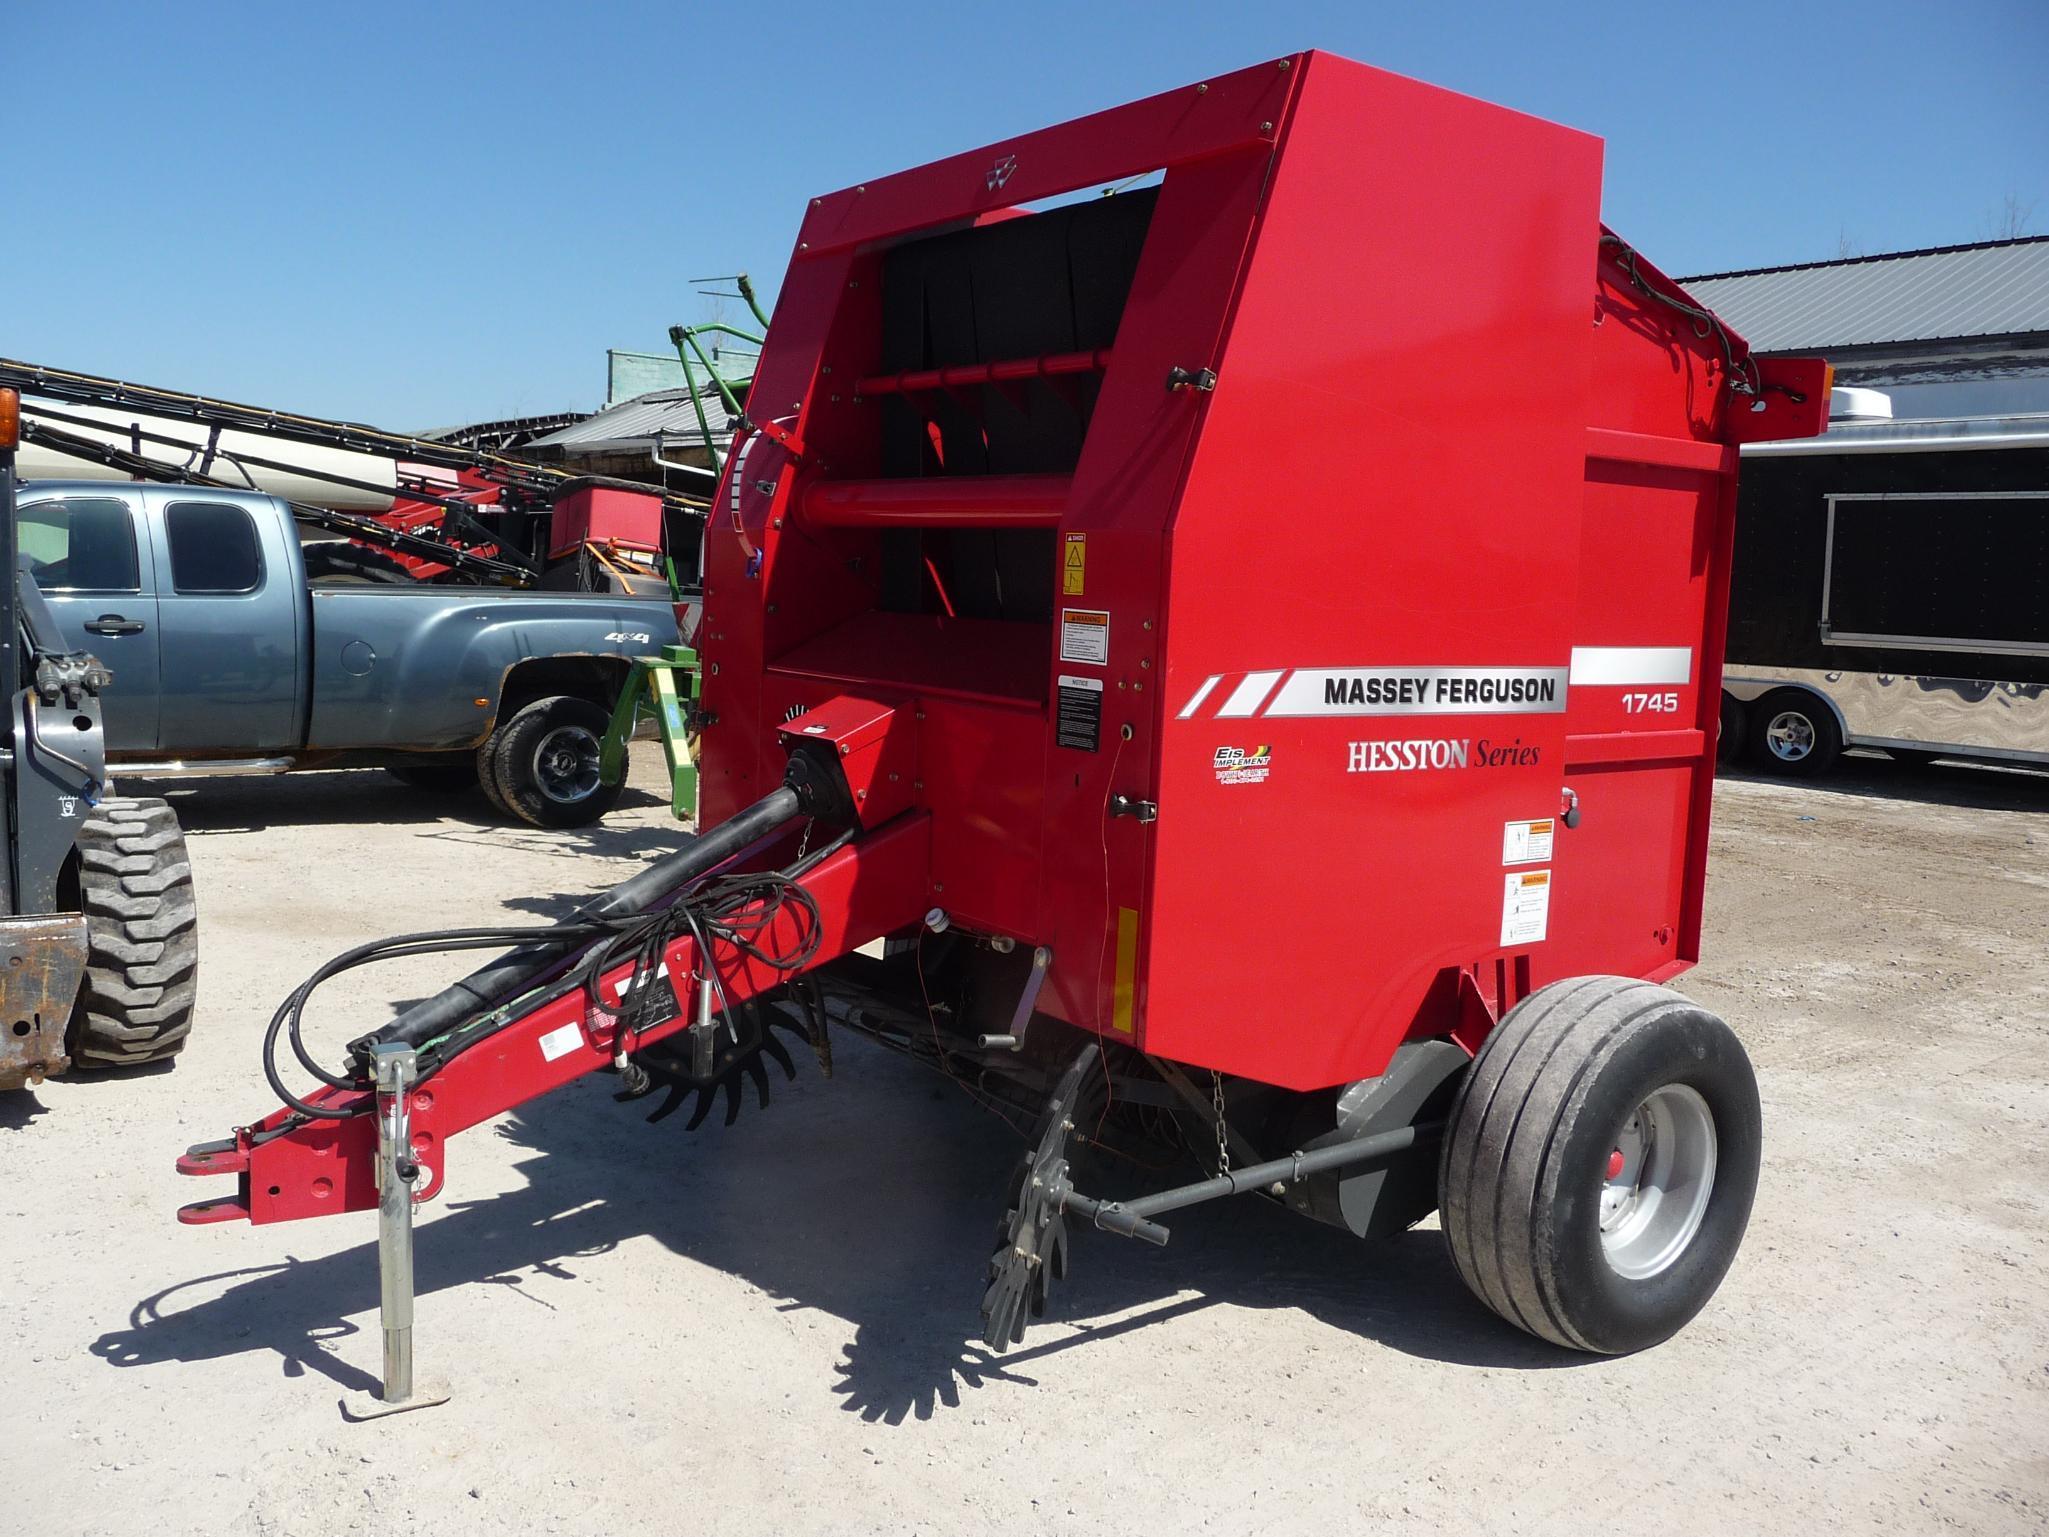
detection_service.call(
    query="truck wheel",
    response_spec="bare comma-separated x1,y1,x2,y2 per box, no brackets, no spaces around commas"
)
490,695,625,828
1716,693,1748,765
1438,975,1761,1355
66,797,200,1068
385,761,480,794
1750,689,1840,777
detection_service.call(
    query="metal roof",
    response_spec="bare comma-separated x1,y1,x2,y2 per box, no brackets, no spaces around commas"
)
527,386,738,455
1681,237,2049,354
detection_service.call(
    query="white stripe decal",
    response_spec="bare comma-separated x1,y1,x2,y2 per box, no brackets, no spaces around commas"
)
1216,670,1286,718
1568,646,1693,686
1177,674,1224,720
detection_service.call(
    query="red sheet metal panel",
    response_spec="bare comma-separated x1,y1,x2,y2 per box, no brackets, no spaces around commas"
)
690,49,1828,1094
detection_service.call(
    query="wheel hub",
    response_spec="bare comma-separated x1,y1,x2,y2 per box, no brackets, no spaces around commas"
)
1598,1083,1717,1280
1764,710,1814,762
532,724,601,804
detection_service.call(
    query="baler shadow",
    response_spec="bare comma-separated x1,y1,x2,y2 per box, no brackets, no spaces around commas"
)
92,1037,1575,1423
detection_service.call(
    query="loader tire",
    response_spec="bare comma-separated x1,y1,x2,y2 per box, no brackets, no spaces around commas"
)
1438,975,1760,1355
66,797,200,1068
490,695,625,829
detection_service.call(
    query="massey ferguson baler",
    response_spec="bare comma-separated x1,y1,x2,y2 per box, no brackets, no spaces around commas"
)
176,51,1830,1406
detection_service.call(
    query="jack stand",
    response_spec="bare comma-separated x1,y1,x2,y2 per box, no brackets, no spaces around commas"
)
346,1043,449,1420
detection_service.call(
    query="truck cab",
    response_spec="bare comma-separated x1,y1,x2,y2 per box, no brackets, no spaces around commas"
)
19,484,298,755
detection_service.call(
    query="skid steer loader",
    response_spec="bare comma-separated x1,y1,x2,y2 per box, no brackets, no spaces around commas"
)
0,386,198,1090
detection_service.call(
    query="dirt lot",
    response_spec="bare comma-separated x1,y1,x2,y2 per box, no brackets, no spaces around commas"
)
5,753,2045,1535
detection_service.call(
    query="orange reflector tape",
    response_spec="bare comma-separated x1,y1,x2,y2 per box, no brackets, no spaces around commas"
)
0,387,18,451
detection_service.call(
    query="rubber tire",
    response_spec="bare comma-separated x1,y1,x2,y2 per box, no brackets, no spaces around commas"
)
302,543,413,584
476,736,514,817
490,695,625,829
66,797,200,1068
1748,688,1841,778
1716,692,1748,766
385,761,480,794
1438,975,1761,1355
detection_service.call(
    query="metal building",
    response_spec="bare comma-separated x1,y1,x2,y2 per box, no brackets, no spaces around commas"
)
1684,235,2049,419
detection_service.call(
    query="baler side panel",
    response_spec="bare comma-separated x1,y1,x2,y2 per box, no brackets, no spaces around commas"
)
1144,54,1607,1090
1031,150,1285,1038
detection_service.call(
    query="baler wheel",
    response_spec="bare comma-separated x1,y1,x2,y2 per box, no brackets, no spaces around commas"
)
1438,976,1760,1354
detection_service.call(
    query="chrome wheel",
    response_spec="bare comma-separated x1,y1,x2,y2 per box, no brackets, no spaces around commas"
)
531,724,601,805
1763,709,1815,763
1598,1083,1718,1281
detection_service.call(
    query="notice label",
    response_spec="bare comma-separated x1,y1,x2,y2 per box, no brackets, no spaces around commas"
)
1063,532,1087,596
1059,608,1110,665
538,1021,585,1063
1500,869,1551,946
1056,673,1104,752
1502,818,1555,865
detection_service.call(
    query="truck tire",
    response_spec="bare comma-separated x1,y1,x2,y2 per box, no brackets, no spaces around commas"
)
476,738,513,817
490,695,626,828
66,797,200,1068
1438,975,1761,1355
1749,688,1841,777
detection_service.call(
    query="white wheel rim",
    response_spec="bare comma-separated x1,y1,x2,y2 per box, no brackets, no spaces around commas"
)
1764,710,1815,762
1598,1083,1718,1280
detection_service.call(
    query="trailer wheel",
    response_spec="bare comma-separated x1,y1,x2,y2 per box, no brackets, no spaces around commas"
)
65,797,201,1068
1750,689,1840,777
1716,693,1748,765
1438,975,1760,1354
490,695,626,828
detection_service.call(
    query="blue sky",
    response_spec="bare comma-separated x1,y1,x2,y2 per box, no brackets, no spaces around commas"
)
11,1,2046,427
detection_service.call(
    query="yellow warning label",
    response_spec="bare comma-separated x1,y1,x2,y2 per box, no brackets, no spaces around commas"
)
1063,531,1087,596
1112,906,1139,1034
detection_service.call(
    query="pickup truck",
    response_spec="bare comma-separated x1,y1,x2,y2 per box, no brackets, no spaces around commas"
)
16,480,681,826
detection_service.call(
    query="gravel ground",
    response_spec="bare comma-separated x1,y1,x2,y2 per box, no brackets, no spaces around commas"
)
5,752,2045,1535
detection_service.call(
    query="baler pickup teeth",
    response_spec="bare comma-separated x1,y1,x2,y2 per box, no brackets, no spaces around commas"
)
980,1044,1099,1350
618,1001,811,1130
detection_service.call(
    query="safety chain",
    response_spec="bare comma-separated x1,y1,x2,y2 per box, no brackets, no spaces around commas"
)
1211,1070,1231,1176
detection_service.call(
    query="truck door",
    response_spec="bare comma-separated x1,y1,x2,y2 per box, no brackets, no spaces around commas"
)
17,491,162,752
148,495,301,754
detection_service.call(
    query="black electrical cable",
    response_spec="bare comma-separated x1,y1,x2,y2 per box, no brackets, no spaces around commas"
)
259,827,853,1125
1599,234,1763,398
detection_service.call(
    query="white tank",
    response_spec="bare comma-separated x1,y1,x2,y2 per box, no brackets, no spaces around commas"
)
15,397,399,512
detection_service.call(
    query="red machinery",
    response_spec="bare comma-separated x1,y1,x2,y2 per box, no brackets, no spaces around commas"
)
176,52,1828,1395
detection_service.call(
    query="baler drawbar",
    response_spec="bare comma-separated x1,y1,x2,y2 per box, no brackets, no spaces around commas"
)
177,50,1830,1409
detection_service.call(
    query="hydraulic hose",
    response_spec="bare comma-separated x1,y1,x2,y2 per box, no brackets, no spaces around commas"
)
353,781,806,1060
